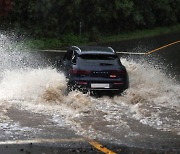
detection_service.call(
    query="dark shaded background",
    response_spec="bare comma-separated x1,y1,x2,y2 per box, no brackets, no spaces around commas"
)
0,0,180,38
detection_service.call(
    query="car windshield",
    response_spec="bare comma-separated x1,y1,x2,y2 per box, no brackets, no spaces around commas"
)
79,54,118,60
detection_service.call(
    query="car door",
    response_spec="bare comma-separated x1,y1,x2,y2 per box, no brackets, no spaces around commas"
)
62,49,73,76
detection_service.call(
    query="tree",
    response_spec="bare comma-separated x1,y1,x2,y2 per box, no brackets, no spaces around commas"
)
1,0,179,37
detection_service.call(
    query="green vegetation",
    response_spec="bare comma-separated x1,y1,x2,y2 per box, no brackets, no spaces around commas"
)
101,24,180,42
23,34,89,49
0,0,179,49
1,0,180,37
23,24,180,49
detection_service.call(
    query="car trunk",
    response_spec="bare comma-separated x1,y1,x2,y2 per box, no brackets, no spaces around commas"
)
76,58,125,79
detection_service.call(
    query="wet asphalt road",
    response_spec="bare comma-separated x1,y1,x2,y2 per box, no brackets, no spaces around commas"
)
1,107,170,154
2,106,180,154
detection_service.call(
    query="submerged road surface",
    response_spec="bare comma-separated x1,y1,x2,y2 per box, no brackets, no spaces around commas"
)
0,33,180,153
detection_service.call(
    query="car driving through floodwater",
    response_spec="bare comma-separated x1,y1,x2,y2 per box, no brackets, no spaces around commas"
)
60,46,129,94
0,34,180,153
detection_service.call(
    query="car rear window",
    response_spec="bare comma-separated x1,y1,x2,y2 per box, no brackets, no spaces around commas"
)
79,54,117,60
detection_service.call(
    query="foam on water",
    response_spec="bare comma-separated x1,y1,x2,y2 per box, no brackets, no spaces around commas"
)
0,34,179,145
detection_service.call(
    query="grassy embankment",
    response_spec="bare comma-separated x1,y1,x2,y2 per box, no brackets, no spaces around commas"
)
24,24,180,50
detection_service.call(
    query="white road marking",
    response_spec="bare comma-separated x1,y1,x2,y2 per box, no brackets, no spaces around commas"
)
0,138,85,145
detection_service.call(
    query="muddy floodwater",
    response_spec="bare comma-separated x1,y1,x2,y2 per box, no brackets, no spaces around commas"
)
0,33,180,153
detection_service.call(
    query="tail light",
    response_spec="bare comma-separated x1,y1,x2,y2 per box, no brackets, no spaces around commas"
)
110,75,117,78
70,69,91,75
109,69,126,78
76,81,88,85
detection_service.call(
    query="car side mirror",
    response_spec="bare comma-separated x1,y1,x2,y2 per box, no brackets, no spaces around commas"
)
71,55,76,64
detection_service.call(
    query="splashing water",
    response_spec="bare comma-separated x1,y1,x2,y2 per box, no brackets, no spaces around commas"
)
0,34,179,148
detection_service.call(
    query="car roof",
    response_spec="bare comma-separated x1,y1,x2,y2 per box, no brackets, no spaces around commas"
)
70,46,116,55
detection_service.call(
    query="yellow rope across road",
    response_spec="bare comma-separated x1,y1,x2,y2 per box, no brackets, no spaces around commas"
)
145,40,180,55
117,40,180,55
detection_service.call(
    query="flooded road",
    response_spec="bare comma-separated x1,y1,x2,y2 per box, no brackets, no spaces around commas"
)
0,33,180,153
